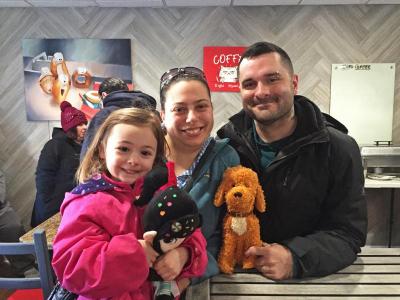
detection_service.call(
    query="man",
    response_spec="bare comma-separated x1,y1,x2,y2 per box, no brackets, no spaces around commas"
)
1,168,35,276
98,77,129,100
217,42,367,280
80,78,157,160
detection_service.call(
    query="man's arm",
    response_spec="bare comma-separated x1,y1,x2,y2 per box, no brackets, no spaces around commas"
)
281,132,367,278
247,132,366,279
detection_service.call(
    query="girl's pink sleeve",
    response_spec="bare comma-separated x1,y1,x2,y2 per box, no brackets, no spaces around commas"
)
179,228,208,278
52,197,149,298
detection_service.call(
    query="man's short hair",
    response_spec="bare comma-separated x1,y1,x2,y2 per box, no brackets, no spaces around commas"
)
239,42,294,75
98,78,129,96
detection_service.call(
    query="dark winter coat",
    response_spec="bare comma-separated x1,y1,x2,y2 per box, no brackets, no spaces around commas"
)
80,90,157,160
31,128,81,227
217,95,367,278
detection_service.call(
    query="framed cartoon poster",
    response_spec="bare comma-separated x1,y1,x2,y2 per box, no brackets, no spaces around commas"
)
22,38,132,120
203,46,246,92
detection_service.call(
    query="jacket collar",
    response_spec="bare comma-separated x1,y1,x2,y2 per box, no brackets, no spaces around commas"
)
103,90,156,110
71,172,143,197
219,95,350,171
226,95,347,147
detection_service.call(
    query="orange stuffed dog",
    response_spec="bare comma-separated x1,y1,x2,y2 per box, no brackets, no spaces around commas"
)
214,165,266,274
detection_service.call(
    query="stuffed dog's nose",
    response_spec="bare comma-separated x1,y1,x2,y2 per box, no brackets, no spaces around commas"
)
234,192,242,198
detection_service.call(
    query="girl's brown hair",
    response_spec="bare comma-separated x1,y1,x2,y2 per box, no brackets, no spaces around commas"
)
77,107,165,183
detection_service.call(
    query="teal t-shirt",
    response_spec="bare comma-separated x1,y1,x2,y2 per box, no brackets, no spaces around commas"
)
252,122,295,169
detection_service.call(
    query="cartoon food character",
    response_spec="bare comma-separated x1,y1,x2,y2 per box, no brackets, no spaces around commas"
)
39,67,55,94
72,67,92,89
50,52,71,104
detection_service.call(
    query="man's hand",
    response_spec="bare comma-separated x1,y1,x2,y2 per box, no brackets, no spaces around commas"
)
153,247,189,281
176,278,190,293
245,243,293,280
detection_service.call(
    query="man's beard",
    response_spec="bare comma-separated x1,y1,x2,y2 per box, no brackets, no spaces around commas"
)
244,97,293,126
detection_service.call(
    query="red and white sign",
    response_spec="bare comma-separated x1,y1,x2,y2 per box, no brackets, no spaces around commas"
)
203,46,246,92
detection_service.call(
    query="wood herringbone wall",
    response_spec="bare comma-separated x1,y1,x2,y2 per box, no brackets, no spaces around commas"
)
0,5,399,244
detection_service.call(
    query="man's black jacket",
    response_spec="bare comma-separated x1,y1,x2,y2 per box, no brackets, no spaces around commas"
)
217,95,367,278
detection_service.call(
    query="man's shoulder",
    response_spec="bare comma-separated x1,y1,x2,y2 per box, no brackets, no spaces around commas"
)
89,107,116,128
217,110,251,140
93,106,116,118
326,126,361,160
327,126,357,146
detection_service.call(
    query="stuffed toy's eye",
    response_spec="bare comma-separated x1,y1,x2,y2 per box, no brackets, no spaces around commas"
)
163,237,177,244
171,222,182,232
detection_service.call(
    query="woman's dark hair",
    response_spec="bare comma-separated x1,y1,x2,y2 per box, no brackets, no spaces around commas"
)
65,127,77,141
159,68,211,110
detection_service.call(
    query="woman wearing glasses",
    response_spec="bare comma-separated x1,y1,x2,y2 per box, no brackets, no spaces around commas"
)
156,67,240,294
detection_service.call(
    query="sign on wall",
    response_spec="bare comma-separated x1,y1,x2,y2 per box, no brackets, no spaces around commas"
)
330,63,396,146
22,38,132,121
203,46,246,92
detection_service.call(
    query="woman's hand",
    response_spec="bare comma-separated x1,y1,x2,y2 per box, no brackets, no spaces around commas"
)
153,247,189,281
138,239,159,267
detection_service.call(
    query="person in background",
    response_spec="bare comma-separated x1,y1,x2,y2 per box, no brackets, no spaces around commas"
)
98,77,129,101
0,168,35,276
31,101,87,227
52,108,207,300
80,77,157,160
217,41,367,280
158,66,240,291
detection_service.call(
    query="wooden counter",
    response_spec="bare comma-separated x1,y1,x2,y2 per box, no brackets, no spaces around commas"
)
186,247,400,299
19,212,61,247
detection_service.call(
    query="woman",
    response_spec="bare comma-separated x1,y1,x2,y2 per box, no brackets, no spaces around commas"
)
31,101,87,227
157,67,240,292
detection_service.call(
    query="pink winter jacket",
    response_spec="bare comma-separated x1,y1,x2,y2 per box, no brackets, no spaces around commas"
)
52,173,207,300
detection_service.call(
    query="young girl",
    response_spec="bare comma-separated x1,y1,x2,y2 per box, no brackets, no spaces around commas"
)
51,107,207,300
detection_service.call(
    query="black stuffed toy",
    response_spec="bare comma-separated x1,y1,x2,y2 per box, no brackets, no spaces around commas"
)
143,186,202,255
134,161,202,300
143,186,202,300
134,162,169,207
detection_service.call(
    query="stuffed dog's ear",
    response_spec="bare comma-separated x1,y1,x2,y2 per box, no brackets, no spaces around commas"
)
255,183,266,212
214,170,231,207
214,180,227,207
